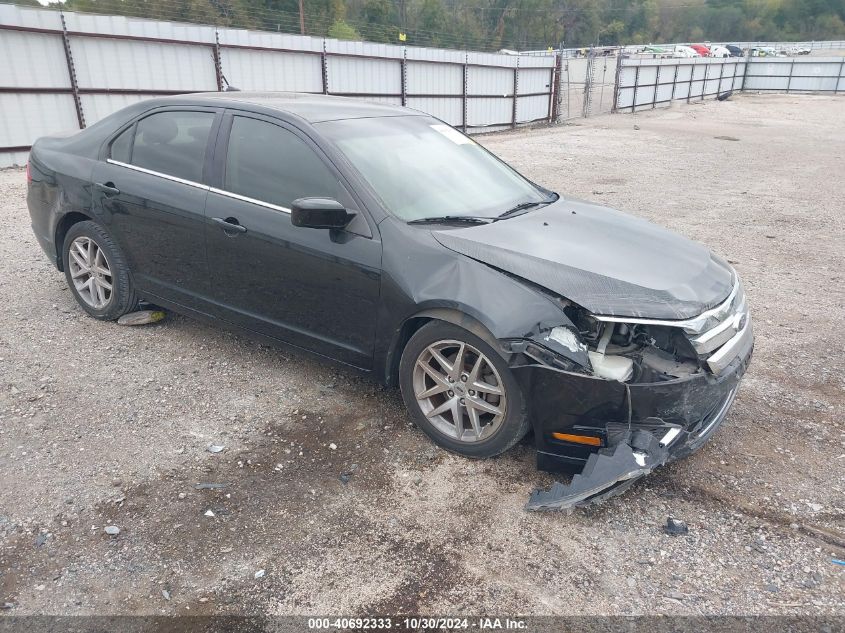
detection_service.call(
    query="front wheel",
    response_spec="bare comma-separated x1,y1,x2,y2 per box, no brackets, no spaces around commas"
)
399,321,529,458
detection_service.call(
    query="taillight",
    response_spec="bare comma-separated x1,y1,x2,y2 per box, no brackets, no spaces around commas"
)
26,160,32,183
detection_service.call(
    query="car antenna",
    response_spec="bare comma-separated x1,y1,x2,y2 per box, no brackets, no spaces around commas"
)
220,74,241,92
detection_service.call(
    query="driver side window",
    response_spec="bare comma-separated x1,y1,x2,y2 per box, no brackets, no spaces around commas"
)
223,116,340,209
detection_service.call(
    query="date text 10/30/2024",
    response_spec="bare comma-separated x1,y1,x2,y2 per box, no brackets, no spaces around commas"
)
307,617,528,629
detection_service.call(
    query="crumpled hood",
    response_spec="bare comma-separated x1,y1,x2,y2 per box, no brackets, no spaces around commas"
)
432,197,734,320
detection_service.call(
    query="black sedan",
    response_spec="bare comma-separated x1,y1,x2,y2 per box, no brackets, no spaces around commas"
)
27,93,753,508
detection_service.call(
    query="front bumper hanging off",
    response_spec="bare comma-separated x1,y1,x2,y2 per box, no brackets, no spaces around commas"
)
526,430,670,511
517,341,751,512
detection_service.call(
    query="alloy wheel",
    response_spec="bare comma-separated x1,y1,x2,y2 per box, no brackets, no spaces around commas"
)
68,236,113,309
412,339,507,443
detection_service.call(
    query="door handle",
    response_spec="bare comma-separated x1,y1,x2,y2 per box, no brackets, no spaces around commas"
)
212,216,247,234
95,182,120,196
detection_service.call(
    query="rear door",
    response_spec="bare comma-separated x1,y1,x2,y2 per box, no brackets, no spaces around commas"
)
92,107,220,311
203,112,382,368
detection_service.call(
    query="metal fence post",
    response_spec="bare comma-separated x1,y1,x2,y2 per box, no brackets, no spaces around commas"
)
740,48,752,91
549,53,562,122
632,64,640,113
836,59,844,94
687,61,693,103
462,57,468,133
787,58,795,93
716,59,724,96
651,63,659,109
400,49,407,107
582,51,594,118
511,60,518,129
669,61,679,103
611,52,622,113
701,62,709,100
321,40,329,95
59,12,85,129
213,29,224,91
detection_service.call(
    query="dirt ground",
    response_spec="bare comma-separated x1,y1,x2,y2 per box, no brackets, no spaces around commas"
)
0,94,843,618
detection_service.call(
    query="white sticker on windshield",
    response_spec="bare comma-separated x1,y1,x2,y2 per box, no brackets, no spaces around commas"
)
430,124,473,145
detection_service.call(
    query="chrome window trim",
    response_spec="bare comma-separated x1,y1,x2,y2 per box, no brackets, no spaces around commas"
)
106,159,210,191
592,276,741,332
107,160,295,215
208,188,292,214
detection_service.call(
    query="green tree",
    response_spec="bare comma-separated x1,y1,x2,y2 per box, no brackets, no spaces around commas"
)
415,0,449,46
44,0,845,51
328,18,361,38
359,0,394,42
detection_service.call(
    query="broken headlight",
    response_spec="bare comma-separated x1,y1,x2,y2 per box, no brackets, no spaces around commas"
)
565,305,701,383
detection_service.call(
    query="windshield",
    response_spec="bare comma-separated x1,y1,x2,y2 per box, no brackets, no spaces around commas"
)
316,116,550,221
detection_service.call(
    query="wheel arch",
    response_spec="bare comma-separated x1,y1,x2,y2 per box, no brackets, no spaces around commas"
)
384,308,503,388
54,211,95,272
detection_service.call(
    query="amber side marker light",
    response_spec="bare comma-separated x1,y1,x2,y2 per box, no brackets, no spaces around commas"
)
551,432,603,446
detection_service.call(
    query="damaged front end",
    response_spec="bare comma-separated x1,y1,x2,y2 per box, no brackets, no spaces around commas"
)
507,276,753,511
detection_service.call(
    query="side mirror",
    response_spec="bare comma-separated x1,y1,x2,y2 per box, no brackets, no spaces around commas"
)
291,198,353,230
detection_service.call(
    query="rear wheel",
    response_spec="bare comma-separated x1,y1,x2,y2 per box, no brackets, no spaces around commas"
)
62,220,138,320
399,321,529,458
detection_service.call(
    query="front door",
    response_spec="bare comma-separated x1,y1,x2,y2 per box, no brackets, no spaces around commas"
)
204,113,381,368
92,108,219,311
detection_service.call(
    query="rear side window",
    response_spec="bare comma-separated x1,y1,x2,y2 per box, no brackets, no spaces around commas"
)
109,125,134,163
224,116,339,209
128,111,215,183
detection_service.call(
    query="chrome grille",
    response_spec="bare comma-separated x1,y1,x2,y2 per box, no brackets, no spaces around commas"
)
686,280,749,355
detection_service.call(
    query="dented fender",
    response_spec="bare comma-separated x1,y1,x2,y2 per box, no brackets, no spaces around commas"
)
375,220,591,383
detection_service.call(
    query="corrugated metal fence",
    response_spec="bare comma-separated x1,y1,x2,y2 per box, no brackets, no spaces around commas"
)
744,57,845,92
615,58,747,112
0,3,558,167
614,55,845,112
2,2,844,168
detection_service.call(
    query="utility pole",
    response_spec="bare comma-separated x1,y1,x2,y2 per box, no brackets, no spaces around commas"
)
299,0,305,34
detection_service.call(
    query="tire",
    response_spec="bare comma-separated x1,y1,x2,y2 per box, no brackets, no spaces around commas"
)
399,320,529,458
62,220,138,320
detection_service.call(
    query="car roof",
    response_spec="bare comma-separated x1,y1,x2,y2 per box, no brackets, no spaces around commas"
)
152,91,422,124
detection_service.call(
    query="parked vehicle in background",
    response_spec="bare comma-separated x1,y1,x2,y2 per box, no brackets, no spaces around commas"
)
751,46,778,57
726,44,744,57
777,45,811,56
674,45,701,58
708,45,731,57
690,44,711,56
641,45,670,57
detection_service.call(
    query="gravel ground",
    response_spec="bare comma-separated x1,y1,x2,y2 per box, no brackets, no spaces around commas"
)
0,93,843,617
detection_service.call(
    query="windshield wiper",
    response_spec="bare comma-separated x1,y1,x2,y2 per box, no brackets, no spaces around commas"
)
496,195,558,220
407,215,493,225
